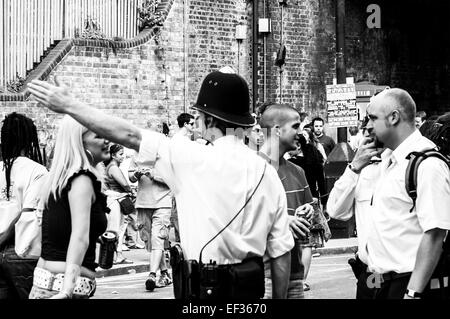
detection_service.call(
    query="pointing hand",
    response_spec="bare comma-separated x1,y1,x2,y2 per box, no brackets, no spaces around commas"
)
27,77,74,114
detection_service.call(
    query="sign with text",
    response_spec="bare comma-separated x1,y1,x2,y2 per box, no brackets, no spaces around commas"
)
326,83,358,128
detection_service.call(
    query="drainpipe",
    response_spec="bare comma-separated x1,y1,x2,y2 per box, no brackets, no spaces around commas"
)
183,0,189,112
263,0,267,102
62,0,66,38
279,4,284,103
252,0,259,113
336,0,347,143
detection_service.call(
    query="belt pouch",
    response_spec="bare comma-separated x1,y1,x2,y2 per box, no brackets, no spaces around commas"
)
348,255,366,279
169,244,183,299
169,244,200,300
183,260,200,300
199,262,225,300
118,196,134,215
228,256,264,299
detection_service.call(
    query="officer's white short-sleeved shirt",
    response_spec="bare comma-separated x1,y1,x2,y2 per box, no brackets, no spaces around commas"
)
137,131,294,264
367,130,450,273
327,161,382,265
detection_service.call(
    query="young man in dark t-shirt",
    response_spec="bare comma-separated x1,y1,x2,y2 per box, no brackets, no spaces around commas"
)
259,103,314,299
312,117,336,156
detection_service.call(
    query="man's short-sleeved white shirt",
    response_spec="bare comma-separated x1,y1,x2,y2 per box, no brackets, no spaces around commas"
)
367,130,450,273
137,131,294,264
327,161,382,265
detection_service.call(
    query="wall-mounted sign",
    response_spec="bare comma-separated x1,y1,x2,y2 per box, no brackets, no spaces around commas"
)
326,83,358,128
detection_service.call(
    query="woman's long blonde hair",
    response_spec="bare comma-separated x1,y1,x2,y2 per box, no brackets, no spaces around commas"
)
41,115,98,205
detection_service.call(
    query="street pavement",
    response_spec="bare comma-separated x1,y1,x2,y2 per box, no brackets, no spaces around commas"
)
304,253,356,299
93,272,174,299
95,237,358,278
93,238,358,299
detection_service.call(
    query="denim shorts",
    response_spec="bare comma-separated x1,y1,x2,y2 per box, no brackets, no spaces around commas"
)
0,245,37,299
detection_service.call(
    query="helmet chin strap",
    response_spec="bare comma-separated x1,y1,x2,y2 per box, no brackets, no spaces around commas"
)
203,116,224,143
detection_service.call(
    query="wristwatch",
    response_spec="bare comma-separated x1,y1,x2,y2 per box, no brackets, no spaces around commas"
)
348,163,359,173
133,170,141,179
405,289,422,298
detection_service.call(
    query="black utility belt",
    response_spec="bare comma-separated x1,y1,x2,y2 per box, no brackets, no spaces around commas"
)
199,260,243,287
170,244,265,300
199,256,265,299
349,255,411,283
366,269,412,282
354,256,411,282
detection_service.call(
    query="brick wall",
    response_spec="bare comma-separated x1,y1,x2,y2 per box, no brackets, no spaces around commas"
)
1,0,353,156
345,0,389,85
0,0,185,157
187,0,251,105
0,0,255,154
183,0,337,118
0,0,342,152
257,0,336,120
2,0,449,156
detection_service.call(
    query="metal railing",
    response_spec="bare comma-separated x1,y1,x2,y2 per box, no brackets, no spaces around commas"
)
1,0,142,90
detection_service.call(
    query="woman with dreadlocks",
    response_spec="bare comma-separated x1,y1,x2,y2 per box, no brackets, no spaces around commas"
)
0,112,48,299
29,116,110,299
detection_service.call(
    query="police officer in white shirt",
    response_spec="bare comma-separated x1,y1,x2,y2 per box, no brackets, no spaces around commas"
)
333,88,450,299
27,69,294,299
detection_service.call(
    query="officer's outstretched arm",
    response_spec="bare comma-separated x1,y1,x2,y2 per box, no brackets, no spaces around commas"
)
270,251,291,299
67,101,141,151
28,79,142,151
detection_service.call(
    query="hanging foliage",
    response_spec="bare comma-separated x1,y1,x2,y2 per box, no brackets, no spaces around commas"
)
7,73,26,93
78,16,106,39
75,16,117,57
138,0,164,31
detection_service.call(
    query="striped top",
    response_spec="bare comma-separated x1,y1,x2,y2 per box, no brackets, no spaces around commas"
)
278,157,314,279
277,158,314,216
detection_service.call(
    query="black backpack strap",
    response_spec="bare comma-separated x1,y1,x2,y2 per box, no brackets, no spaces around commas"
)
405,151,423,212
405,149,450,213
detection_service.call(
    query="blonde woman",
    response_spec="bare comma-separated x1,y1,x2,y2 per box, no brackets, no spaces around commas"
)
29,116,110,299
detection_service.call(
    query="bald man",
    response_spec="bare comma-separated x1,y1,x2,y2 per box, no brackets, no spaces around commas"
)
347,88,450,299
258,104,315,299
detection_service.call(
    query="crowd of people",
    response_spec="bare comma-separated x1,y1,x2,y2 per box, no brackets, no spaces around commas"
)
0,67,449,300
